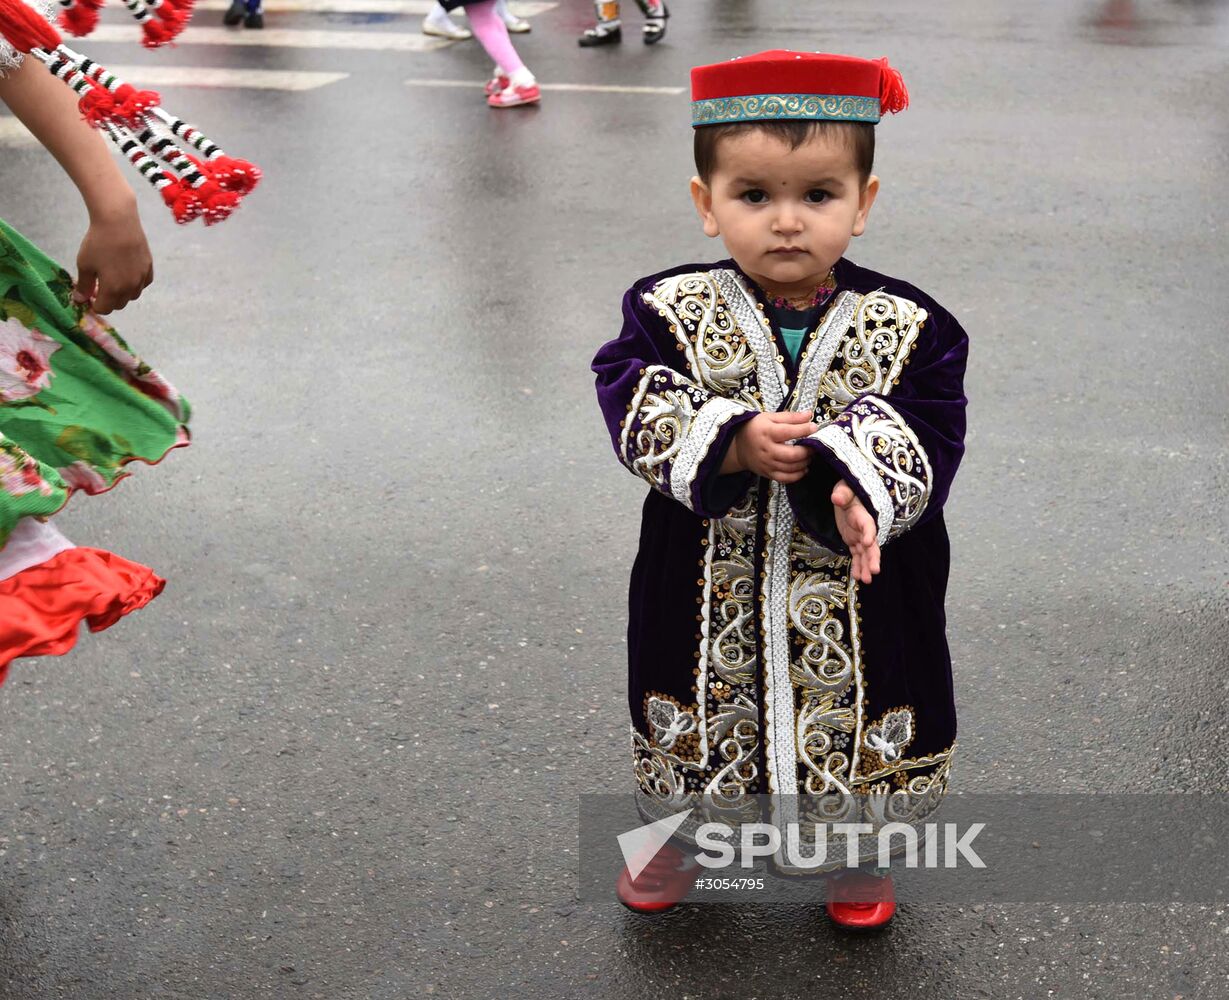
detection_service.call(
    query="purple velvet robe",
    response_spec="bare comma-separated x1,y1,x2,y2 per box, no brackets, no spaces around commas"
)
592,256,969,835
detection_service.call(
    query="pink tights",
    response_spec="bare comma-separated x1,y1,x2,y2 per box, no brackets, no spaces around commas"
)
465,1,525,75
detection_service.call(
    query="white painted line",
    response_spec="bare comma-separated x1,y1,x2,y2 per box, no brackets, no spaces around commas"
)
0,117,36,147
0,116,148,158
404,78,686,95
541,82,686,95
105,65,349,90
195,0,555,13
88,25,451,50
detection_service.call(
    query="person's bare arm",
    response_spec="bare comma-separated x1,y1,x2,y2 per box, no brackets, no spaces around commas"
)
0,56,153,312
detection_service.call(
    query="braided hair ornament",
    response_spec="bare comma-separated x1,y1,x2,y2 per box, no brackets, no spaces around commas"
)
0,0,259,225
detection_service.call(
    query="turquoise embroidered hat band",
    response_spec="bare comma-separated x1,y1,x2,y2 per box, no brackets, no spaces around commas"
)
690,93,882,127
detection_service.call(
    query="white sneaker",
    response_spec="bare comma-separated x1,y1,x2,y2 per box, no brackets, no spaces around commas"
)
502,14,531,33
422,14,472,40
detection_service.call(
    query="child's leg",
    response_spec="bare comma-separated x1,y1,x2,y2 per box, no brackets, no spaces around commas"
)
0,519,74,584
467,0,529,79
579,1,622,46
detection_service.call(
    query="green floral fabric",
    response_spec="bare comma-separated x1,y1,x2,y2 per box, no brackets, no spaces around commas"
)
0,218,190,548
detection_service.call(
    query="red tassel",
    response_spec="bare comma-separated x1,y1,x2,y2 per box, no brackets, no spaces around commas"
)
208,155,262,195
141,17,182,48
0,0,64,52
59,6,100,36
149,0,196,21
112,84,162,122
202,188,240,225
166,182,203,225
876,58,909,115
78,86,122,126
154,4,185,28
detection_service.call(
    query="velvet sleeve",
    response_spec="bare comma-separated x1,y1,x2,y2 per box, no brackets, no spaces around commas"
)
592,281,758,518
787,302,969,551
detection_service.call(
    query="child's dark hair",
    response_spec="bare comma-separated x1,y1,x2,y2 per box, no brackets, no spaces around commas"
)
693,121,876,184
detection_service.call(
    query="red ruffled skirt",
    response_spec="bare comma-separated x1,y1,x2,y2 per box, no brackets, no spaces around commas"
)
0,545,165,683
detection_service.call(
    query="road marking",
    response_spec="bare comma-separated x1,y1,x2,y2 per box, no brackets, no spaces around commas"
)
195,0,555,13
105,66,349,90
405,78,686,95
88,25,451,50
541,82,686,95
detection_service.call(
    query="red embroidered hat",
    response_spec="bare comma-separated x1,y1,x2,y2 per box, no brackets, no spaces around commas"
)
691,50,908,128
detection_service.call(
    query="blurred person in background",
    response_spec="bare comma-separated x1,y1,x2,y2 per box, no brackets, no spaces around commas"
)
223,0,264,29
579,0,668,47
423,0,530,40
433,0,539,106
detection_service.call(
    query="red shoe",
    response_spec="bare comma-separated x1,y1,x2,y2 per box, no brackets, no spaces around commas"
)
825,870,896,930
615,842,699,913
487,82,540,108
484,72,510,96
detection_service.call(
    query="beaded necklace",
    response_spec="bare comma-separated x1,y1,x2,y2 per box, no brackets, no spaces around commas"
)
766,269,836,311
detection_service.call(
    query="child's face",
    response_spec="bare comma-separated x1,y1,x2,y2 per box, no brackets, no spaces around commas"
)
690,128,879,295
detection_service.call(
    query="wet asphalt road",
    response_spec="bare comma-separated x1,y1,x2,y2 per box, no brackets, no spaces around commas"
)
1,1,1227,997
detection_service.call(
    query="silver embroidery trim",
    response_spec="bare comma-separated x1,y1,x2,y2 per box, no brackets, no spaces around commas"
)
814,424,895,547
771,751,956,873
670,396,750,510
860,395,934,532
820,290,924,408
695,517,717,762
643,275,761,407
884,303,927,388
864,708,914,763
789,291,859,412
854,747,953,786
709,268,798,797
848,577,868,781
642,287,711,401
712,269,786,411
619,364,675,467
646,696,699,750
630,725,696,811
762,481,799,796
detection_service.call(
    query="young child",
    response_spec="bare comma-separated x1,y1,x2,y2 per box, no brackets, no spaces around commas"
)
0,7,193,677
592,51,969,928
435,0,539,107
578,0,667,47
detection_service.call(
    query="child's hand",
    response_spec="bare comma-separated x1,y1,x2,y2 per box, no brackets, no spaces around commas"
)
74,201,154,314
722,410,819,483
832,480,881,584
